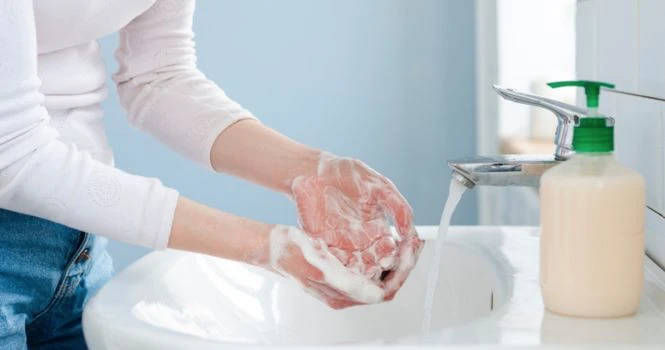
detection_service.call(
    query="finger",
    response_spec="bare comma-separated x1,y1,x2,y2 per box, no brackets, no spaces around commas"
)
333,232,397,281
327,298,360,310
306,280,362,309
293,177,365,247
329,246,350,265
278,248,363,309
374,183,415,239
319,219,383,252
320,229,357,252
383,237,422,301
372,235,398,270
360,250,380,280
271,226,375,308
382,235,424,301
272,239,326,283
301,283,356,310
338,236,397,282
314,256,385,304
319,218,387,257
360,218,393,245
346,250,362,274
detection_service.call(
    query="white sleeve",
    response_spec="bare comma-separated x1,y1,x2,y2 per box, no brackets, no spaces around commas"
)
113,0,257,170
0,1,179,249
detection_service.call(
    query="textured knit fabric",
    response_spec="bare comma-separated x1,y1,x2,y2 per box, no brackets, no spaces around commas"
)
0,0,256,248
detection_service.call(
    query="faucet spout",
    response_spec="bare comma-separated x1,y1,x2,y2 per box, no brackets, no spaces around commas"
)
452,171,476,189
449,155,561,188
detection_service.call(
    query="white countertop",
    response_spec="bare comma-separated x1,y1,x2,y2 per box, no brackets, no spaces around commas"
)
415,226,665,348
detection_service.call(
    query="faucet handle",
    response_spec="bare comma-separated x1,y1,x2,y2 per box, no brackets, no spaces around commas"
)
493,85,587,117
493,85,583,160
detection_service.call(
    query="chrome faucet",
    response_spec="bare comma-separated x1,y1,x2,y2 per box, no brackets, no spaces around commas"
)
449,85,593,189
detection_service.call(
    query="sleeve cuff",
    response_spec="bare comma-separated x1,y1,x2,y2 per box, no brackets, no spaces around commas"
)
151,187,180,250
201,113,258,171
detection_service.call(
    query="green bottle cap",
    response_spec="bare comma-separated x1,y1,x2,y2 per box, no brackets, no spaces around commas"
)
572,117,614,153
547,80,616,153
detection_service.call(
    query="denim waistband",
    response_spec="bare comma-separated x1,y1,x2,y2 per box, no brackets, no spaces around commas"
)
0,208,109,319
0,208,113,348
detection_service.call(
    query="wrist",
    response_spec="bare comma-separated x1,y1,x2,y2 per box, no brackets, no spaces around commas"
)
283,148,321,193
210,120,324,194
238,222,273,267
168,196,274,265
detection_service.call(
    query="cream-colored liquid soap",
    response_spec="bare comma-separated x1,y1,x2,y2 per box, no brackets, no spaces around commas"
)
540,80,645,318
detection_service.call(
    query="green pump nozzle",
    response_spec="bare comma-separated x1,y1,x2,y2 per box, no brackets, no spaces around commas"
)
547,80,615,116
546,80,616,153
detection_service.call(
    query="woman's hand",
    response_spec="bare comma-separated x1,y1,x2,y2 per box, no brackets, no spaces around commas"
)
256,225,385,309
291,153,423,300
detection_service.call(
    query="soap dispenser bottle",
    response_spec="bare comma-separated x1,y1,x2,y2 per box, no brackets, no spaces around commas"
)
540,80,645,318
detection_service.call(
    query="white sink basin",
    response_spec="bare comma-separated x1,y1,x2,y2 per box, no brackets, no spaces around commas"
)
83,226,665,349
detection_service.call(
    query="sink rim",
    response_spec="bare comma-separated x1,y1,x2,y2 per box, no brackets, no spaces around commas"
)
83,226,511,347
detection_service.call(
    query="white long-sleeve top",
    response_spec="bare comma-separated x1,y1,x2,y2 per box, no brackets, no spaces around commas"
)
0,0,255,248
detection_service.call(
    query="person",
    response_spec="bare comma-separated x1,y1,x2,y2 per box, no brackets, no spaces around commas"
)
0,1,423,348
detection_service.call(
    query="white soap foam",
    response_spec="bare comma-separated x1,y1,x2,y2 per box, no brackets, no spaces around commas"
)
269,225,384,304
379,255,395,270
420,179,467,337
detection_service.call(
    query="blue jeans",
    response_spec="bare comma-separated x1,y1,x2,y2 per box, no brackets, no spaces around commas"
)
0,209,114,349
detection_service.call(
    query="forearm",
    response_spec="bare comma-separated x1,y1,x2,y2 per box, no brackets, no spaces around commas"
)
210,120,321,194
167,196,271,265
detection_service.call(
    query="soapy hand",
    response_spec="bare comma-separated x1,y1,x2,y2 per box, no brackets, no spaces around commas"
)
291,152,423,300
263,225,385,309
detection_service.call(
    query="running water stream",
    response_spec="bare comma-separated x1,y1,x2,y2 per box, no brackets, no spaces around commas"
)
420,178,468,337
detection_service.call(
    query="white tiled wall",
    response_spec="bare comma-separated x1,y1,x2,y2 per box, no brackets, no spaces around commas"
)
638,0,665,97
499,187,540,226
577,0,665,268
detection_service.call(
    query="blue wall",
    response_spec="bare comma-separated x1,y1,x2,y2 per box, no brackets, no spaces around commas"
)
99,0,477,270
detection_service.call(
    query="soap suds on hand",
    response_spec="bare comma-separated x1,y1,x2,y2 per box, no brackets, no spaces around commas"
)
269,225,384,305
